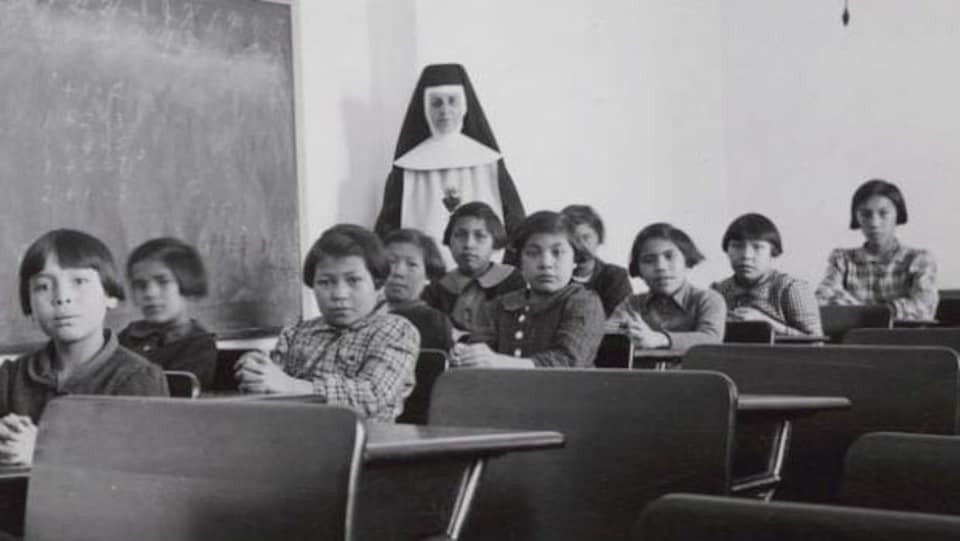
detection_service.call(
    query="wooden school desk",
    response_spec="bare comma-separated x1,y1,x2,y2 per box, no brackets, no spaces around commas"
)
0,421,562,541
685,344,959,503
734,394,852,500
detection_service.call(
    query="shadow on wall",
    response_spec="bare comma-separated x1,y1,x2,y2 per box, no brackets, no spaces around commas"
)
334,0,419,227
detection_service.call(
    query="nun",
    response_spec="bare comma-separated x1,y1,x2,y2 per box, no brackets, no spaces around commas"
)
374,63,525,265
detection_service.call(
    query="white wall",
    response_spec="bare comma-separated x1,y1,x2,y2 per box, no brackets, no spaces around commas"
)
294,0,960,316
720,0,960,285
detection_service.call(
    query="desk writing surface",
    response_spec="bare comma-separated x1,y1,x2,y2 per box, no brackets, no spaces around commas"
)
632,349,685,358
364,424,564,464
774,335,830,344
737,394,852,414
0,465,29,481
0,425,563,478
0,0,300,344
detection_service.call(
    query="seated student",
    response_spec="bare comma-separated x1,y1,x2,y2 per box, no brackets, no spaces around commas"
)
234,224,418,422
421,201,525,334
607,223,726,352
383,228,455,351
451,210,605,368
816,179,938,321
712,213,823,336
118,238,217,387
0,229,169,466
560,204,632,317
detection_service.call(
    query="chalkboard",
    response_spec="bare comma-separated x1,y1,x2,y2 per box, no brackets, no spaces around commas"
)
0,0,300,344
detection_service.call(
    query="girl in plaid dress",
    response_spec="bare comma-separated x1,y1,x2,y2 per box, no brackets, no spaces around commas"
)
815,179,938,321
235,225,419,422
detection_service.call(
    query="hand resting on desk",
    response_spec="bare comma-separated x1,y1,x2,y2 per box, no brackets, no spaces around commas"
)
0,413,37,466
450,343,534,369
234,351,312,394
729,306,788,333
607,312,670,350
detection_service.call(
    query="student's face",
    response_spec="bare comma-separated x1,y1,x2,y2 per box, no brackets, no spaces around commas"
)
311,255,380,327
385,242,428,304
29,254,118,346
449,217,495,277
425,85,466,136
726,239,775,284
129,259,189,325
636,238,687,296
521,232,575,294
573,223,600,258
855,195,898,245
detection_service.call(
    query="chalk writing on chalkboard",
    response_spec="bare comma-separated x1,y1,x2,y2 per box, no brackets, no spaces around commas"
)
0,0,300,344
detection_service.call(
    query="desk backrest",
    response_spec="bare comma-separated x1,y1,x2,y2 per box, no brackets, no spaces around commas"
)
842,432,960,515
820,304,893,342
724,321,775,344
937,293,960,327
844,327,960,354
396,349,447,424
684,344,959,502
212,348,251,391
593,333,633,368
936,298,960,327
164,370,201,399
26,396,364,541
429,369,736,541
635,494,960,541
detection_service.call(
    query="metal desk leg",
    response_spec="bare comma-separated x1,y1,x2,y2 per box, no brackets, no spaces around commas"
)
445,458,486,540
758,420,792,501
730,419,793,500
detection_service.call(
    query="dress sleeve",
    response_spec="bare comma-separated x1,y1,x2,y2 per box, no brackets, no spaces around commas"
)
421,282,444,313
468,299,499,348
815,249,860,306
312,318,419,421
889,249,939,321
596,265,633,317
497,162,525,236
778,279,824,336
437,312,456,352
115,364,170,397
497,163,525,266
663,289,727,352
530,291,605,368
270,324,297,372
374,168,404,239
163,335,218,388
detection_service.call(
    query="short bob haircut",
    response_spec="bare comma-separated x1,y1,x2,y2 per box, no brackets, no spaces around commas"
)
561,204,606,244
441,201,508,250
303,224,390,289
383,228,448,281
127,237,209,298
721,213,783,257
850,178,908,229
510,210,590,264
19,229,126,316
627,222,705,277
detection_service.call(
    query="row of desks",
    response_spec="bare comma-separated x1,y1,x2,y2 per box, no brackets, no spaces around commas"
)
0,393,850,540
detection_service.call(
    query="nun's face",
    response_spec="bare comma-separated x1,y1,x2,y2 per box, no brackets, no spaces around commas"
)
424,85,466,136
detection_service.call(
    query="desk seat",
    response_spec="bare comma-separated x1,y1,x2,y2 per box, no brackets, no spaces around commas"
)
635,493,960,541
842,432,960,516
